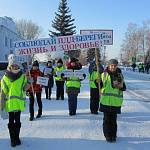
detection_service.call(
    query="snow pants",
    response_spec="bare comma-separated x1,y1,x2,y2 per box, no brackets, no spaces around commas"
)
29,92,42,118
103,112,117,138
68,93,77,114
90,88,99,113
56,81,64,100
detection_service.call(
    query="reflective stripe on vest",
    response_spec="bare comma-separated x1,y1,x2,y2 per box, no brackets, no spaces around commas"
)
9,96,26,101
102,93,123,98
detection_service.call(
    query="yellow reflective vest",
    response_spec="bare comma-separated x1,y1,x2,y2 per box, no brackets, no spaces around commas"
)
54,66,65,81
88,71,100,88
100,72,123,107
1,74,27,112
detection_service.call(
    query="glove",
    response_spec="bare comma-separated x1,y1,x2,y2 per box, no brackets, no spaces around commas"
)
61,73,65,78
26,92,30,96
83,73,86,79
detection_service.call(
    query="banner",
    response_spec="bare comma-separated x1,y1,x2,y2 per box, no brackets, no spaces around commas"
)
80,29,113,45
14,33,104,56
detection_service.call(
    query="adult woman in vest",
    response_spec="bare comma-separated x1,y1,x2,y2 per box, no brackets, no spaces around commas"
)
0,59,30,147
100,59,126,142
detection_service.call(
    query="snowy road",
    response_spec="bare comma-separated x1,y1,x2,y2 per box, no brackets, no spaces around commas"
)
0,69,150,150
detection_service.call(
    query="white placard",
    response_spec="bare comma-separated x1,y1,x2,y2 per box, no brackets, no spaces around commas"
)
44,68,53,75
56,71,62,77
80,29,113,45
37,76,49,86
74,70,84,79
59,70,84,79
63,70,74,77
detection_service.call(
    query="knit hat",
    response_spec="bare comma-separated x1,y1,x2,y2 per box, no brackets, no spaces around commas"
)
47,61,52,66
108,59,118,65
32,60,39,67
57,59,63,64
7,54,20,70
70,57,78,63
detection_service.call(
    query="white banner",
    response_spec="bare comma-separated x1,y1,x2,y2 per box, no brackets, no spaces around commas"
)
61,70,84,79
37,76,49,86
80,29,113,45
14,33,104,56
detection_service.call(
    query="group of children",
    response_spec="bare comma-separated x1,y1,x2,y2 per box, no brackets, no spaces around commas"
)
0,55,126,147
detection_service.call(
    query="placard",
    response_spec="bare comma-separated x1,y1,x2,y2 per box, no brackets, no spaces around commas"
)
37,76,49,86
44,68,53,75
74,70,84,79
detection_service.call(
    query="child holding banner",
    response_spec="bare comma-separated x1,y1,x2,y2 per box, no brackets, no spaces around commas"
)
54,59,65,100
26,61,43,121
88,61,103,114
62,58,86,116
43,61,54,100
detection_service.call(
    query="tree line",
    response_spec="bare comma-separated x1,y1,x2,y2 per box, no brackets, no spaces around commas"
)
120,20,150,64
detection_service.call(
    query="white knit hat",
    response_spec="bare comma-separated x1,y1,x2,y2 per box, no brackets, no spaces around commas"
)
7,54,20,70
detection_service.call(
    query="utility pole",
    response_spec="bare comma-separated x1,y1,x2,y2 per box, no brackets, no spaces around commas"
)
95,47,101,98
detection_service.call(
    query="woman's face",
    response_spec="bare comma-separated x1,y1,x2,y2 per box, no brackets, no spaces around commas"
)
11,64,20,73
71,62,76,67
108,64,117,72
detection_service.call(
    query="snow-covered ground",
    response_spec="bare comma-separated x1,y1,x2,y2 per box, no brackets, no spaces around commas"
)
0,68,150,150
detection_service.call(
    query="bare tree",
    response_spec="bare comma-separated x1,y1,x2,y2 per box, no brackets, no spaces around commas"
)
15,19,42,40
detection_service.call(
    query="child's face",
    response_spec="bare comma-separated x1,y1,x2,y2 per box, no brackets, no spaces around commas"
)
32,66,38,70
108,64,117,72
48,63,52,67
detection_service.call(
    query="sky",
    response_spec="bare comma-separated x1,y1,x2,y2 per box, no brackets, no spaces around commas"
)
0,0,150,59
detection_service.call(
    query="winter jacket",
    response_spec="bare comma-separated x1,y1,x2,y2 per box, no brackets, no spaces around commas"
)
0,71,27,112
27,69,43,93
100,68,126,114
43,67,54,87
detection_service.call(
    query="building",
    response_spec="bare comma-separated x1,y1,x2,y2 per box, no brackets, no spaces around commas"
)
0,16,21,61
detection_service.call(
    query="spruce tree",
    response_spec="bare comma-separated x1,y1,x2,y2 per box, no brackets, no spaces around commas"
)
49,0,76,36
50,0,80,58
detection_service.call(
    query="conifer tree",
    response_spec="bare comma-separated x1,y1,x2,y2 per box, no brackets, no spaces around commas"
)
49,0,76,36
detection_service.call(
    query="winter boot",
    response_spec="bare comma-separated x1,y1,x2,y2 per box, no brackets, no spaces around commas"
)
111,136,116,142
8,123,16,147
15,123,21,145
105,136,112,142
